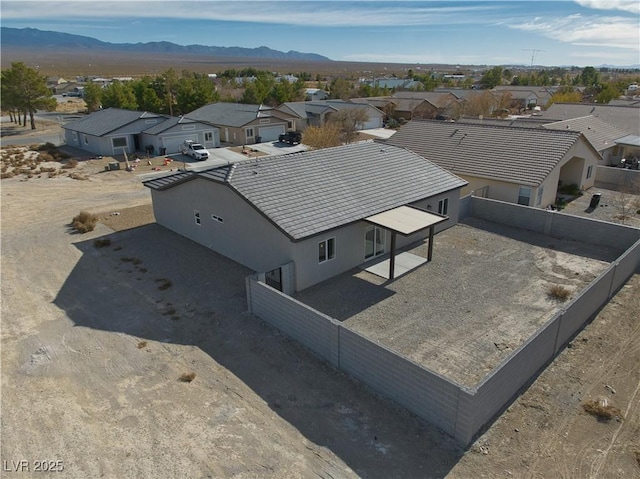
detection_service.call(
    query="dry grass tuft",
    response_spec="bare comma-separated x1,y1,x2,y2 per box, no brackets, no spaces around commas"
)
548,284,571,301
137,340,148,349
582,398,622,421
178,372,196,383
72,211,98,233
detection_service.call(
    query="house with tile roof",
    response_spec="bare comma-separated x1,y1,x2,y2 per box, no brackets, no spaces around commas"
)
62,108,219,156
542,103,640,136
386,120,600,208
277,100,384,131
542,116,629,166
185,102,297,146
144,141,467,292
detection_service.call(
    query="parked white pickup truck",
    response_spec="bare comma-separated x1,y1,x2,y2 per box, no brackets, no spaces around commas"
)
180,140,210,161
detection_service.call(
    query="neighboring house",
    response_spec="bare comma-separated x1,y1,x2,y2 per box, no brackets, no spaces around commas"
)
62,108,219,156
186,102,296,145
304,88,329,101
542,116,629,166
144,141,467,293
386,120,600,208
491,86,554,109
361,78,422,90
277,100,384,131
351,91,460,121
542,103,640,136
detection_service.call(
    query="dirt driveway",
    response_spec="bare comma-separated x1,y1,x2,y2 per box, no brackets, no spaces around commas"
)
1,146,639,478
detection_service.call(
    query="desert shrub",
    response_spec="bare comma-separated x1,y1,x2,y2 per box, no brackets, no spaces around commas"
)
93,238,111,248
548,284,570,301
582,399,622,421
178,372,196,383
37,152,54,162
1,171,15,179
62,159,78,169
68,172,88,180
72,210,98,233
48,171,59,178
33,142,56,151
137,340,148,349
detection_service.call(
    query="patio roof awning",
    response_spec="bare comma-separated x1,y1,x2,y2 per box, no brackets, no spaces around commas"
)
365,205,446,236
364,206,447,280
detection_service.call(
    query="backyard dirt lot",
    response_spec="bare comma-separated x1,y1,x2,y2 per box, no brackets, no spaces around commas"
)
1,142,639,478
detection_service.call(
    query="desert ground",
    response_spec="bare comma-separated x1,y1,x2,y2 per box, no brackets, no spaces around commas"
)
1,122,639,478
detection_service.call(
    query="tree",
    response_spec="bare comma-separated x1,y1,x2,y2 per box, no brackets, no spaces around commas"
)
101,80,138,110
547,87,582,107
611,176,640,225
328,78,353,100
579,66,599,88
480,66,503,89
82,82,103,112
1,62,56,129
175,72,218,115
301,124,342,149
329,107,369,144
596,83,622,104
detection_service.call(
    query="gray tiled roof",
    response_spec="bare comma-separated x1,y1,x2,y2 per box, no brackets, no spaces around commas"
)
185,102,275,127
143,170,196,190
386,119,584,187
143,116,203,135
62,108,166,136
278,101,336,120
542,103,640,136
145,141,466,240
543,116,628,153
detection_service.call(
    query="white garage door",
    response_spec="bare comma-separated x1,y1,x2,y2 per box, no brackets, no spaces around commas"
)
361,116,383,130
163,134,198,154
257,125,285,142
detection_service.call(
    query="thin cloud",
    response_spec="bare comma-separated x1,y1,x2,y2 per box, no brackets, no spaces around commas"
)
574,0,640,14
509,14,639,51
2,1,503,27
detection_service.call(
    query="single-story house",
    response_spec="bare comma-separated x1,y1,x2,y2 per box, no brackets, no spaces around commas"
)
276,100,384,131
386,120,601,208
305,88,329,101
144,141,467,293
542,115,629,166
351,91,461,121
491,86,554,109
62,108,220,156
542,103,640,136
185,102,297,145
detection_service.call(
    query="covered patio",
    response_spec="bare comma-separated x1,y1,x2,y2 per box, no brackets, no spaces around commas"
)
364,205,446,280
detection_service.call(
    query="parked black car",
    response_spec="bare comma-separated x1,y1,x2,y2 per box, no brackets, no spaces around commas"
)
278,131,302,145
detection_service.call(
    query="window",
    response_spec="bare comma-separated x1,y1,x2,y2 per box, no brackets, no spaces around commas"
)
586,165,593,179
112,137,127,148
364,226,385,259
259,119,270,124
72,131,78,143
536,185,544,206
211,214,224,223
287,120,294,129
318,238,336,263
194,210,201,225
84,134,89,145
181,125,196,130
204,131,213,142
145,119,157,124
438,198,449,215
517,186,532,206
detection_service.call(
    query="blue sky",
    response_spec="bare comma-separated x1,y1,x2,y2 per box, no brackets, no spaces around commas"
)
2,1,639,67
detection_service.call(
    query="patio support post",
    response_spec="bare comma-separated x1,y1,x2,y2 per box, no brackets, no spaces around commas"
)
389,231,397,280
427,225,435,262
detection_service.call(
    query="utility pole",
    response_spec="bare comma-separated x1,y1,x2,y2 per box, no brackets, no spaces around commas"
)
524,49,545,67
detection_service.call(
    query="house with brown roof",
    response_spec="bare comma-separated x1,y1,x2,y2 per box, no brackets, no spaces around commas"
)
186,102,297,146
386,120,600,208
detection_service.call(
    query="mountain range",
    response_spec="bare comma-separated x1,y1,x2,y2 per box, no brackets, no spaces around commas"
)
0,27,332,62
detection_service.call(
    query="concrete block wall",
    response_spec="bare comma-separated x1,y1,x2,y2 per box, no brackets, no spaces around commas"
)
248,279,341,367
554,266,615,354
470,196,640,252
595,166,640,191
611,239,640,290
339,327,462,437
455,314,561,444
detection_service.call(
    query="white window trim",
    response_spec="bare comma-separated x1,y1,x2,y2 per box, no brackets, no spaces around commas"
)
438,198,449,216
318,237,336,264
246,128,255,138
517,186,532,206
